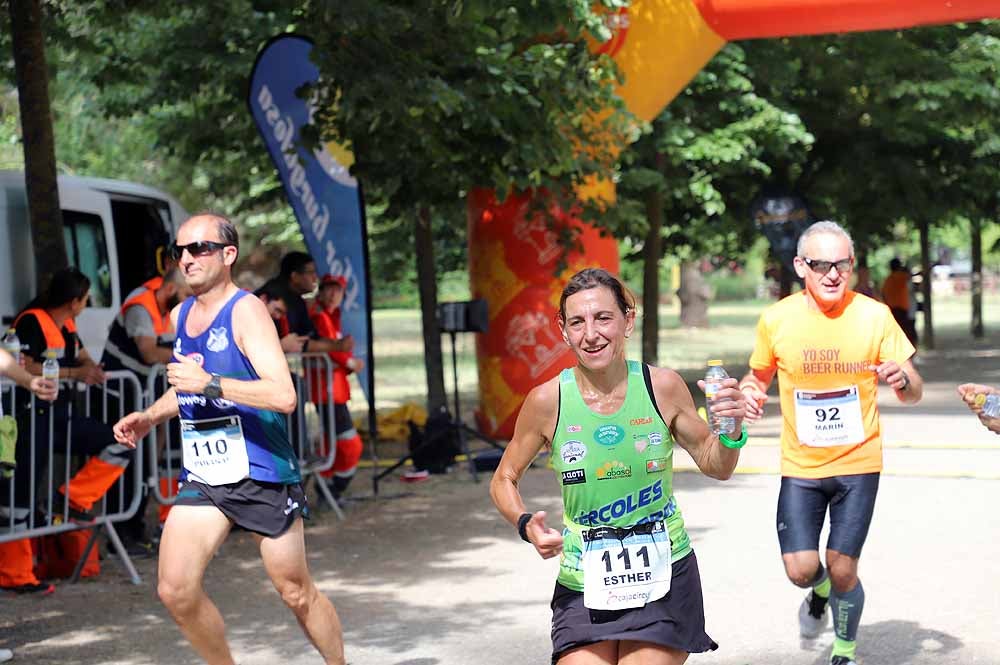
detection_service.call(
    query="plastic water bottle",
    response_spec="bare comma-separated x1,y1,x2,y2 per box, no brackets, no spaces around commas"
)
980,393,1000,418
705,360,735,436
2,328,20,365
42,350,60,401
1,328,19,389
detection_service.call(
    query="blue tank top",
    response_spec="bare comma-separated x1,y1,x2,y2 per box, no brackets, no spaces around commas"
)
174,290,300,484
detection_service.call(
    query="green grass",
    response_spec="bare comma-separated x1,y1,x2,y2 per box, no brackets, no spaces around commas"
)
348,294,1000,416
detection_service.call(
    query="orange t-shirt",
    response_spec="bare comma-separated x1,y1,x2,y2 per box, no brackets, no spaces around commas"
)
881,271,910,310
748,291,915,478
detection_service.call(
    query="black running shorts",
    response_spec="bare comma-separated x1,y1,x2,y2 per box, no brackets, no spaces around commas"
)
550,551,718,664
173,477,309,538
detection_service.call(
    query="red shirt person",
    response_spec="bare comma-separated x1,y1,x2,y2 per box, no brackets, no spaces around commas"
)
309,274,364,498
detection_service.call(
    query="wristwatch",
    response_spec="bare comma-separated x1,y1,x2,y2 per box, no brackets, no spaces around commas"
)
203,373,223,399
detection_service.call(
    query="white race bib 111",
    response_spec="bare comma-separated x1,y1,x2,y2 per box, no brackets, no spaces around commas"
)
794,385,865,447
181,415,251,486
581,520,672,611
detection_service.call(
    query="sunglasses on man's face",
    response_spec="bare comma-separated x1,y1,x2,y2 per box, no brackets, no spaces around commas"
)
802,257,853,275
170,241,231,261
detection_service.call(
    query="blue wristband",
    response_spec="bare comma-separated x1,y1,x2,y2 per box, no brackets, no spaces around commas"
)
719,425,748,449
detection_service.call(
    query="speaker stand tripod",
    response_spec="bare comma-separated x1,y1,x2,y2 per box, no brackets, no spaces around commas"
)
372,330,504,495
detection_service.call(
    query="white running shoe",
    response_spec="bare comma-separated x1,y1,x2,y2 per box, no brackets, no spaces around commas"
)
799,591,830,638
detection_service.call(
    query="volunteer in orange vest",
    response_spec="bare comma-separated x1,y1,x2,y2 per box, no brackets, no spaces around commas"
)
0,268,134,593
740,222,924,665
102,267,191,378
309,274,364,499
881,257,918,346
101,267,192,553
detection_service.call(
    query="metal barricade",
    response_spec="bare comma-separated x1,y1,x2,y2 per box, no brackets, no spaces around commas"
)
286,352,342,519
147,352,343,520
0,370,146,585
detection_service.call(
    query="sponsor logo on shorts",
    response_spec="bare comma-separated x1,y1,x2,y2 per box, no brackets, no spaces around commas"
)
561,469,586,485
566,424,582,433
177,394,207,407
560,440,587,465
646,457,668,474
283,497,300,516
596,460,631,480
594,424,625,446
629,416,653,426
648,432,663,446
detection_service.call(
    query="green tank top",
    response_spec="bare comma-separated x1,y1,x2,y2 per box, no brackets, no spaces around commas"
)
551,360,691,591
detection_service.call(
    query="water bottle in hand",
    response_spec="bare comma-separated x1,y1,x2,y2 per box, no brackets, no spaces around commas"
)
42,350,60,402
705,360,735,435
979,393,1000,418
1,328,20,388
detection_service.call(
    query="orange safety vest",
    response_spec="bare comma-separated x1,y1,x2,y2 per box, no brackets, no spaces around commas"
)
13,308,77,356
121,281,170,336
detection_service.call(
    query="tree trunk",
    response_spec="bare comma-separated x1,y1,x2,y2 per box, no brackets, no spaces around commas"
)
971,215,983,339
677,261,710,328
9,0,68,288
779,263,795,299
414,207,447,413
641,179,663,365
918,218,934,350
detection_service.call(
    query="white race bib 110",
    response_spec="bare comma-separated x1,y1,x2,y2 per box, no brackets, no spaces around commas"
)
181,415,250,486
581,520,672,611
794,385,865,447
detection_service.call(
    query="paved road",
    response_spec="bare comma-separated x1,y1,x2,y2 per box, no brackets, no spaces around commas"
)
3,345,998,664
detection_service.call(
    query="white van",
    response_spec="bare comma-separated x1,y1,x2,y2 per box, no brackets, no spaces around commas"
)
0,170,187,359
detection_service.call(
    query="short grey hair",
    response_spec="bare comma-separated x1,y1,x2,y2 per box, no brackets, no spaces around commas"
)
796,220,854,258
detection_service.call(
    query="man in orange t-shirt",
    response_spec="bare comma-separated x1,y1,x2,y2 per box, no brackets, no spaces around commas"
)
740,221,923,665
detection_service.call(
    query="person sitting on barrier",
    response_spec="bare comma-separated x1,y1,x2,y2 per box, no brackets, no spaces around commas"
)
257,284,308,353
309,274,364,500
256,251,353,355
101,267,193,555
0,268,134,593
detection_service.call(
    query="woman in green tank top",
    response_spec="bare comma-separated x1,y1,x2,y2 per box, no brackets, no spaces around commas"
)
490,268,748,665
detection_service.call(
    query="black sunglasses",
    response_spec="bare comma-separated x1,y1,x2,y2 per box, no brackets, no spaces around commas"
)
170,241,231,261
802,257,853,275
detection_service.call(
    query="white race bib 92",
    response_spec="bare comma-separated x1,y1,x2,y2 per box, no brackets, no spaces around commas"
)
794,385,866,447
581,520,672,611
181,415,250,486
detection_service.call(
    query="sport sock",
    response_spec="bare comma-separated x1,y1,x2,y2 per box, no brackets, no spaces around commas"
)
830,579,865,660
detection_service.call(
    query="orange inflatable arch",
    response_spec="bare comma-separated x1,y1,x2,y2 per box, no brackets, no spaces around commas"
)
470,0,1000,438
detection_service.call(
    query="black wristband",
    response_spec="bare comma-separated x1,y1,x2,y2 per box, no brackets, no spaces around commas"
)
517,512,532,543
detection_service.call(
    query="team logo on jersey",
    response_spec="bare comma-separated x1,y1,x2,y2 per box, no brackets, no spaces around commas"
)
629,416,653,426
560,440,587,465
648,432,663,446
561,469,586,485
596,460,632,480
634,435,648,454
594,424,625,446
212,398,237,410
177,394,207,407
187,353,205,367
566,424,582,433
174,338,182,354
206,327,229,353
646,458,668,474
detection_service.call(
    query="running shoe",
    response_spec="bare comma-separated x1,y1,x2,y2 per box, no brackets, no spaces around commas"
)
2,582,55,595
799,590,830,638
830,657,857,665
46,494,96,525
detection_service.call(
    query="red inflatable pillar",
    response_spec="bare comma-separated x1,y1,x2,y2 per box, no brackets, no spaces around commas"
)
468,188,619,439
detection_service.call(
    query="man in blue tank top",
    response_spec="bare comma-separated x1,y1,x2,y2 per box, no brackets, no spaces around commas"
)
113,214,345,665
